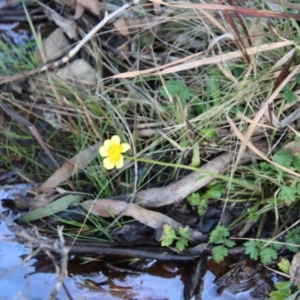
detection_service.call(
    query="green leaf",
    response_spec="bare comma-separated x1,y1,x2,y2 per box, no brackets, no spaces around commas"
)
286,227,300,253
293,152,300,172
201,128,218,139
224,239,235,248
260,247,278,264
272,240,283,251
274,150,292,167
18,194,83,222
197,206,207,216
178,226,190,240
197,199,208,216
278,258,291,274
204,188,222,199
280,186,296,202
187,193,201,206
275,281,292,293
209,225,230,244
160,81,191,103
270,281,293,300
161,236,174,247
244,240,260,260
284,89,297,103
270,290,291,300
160,224,176,247
260,162,272,171
247,207,259,222
212,245,228,263
176,238,188,252
283,84,290,92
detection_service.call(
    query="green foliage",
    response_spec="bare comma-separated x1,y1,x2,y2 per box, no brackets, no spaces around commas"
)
187,184,223,216
247,207,259,222
160,224,177,247
212,245,228,263
269,282,292,300
244,240,262,260
260,247,278,264
292,152,300,172
280,186,296,202
187,193,208,216
278,258,291,274
160,81,192,103
200,128,218,139
274,150,293,167
176,238,189,252
269,258,300,299
210,225,230,243
285,226,300,253
259,148,300,206
283,84,297,103
160,224,191,252
209,225,235,263
244,239,279,264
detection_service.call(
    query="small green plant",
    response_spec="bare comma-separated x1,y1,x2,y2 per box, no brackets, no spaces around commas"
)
285,227,300,253
259,148,300,206
247,207,260,222
160,81,192,103
209,225,236,263
283,84,297,103
270,281,292,300
243,227,300,265
187,193,208,216
269,257,300,300
187,184,223,216
160,224,191,252
244,239,279,264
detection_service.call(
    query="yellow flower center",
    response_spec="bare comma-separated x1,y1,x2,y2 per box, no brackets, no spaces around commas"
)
107,144,122,162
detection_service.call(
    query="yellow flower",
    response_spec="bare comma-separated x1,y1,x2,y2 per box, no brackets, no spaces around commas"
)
99,135,130,170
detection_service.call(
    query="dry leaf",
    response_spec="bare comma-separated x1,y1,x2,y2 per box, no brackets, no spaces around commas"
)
76,0,100,17
56,59,97,85
113,18,130,38
35,28,70,64
38,142,101,194
38,1,78,39
51,0,100,18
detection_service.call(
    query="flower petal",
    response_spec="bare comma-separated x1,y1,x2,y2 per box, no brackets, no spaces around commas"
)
121,143,130,153
115,156,124,169
99,145,108,157
111,135,120,145
103,139,111,149
103,157,115,170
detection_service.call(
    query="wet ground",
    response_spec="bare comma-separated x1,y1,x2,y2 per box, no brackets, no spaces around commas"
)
0,194,274,300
